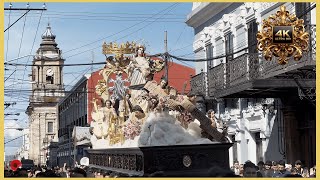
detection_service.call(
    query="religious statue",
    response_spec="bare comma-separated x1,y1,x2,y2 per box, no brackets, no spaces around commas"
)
118,93,132,121
90,98,110,148
90,41,230,149
102,100,117,122
127,45,151,86
108,73,130,100
122,105,146,140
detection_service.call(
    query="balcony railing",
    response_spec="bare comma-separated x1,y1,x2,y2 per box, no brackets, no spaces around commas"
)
208,63,225,96
192,24,316,98
228,53,260,87
190,72,207,96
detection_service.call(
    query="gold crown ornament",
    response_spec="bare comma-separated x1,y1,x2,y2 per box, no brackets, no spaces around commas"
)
102,41,137,57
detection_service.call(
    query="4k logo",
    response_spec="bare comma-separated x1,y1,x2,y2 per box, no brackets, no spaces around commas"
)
273,26,293,44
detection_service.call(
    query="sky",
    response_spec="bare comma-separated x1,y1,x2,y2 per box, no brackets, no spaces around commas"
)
4,2,195,155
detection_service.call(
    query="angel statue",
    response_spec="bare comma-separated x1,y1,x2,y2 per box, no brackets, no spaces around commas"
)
90,98,110,148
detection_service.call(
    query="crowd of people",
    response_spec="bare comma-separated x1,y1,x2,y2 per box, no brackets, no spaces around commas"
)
230,160,316,177
4,163,123,178
4,159,316,178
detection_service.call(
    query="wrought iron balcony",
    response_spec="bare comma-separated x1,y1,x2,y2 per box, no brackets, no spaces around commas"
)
190,71,207,96
191,24,316,99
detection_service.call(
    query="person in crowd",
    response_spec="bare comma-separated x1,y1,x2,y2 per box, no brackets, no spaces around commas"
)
44,169,59,177
257,161,265,176
239,163,244,177
295,160,303,175
271,161,278,174
243,161,259,177
263,160,273,177
230,160,240,175
272,160,291,177
69,167,87,177
301,168,310,178
285,163,292,172
27,169,34,178
4,170,11,177
207,165,238,177
310,165,316,177
103,171,111,178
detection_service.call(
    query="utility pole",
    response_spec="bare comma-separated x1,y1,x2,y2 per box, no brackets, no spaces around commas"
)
4,3,47,32
164,31,168,80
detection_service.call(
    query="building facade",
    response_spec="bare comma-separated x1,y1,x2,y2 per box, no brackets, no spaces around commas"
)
26,24,65,166
57,74,91,167
187,2,316,167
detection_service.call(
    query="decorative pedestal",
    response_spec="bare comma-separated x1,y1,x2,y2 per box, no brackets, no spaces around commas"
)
86,143,233,177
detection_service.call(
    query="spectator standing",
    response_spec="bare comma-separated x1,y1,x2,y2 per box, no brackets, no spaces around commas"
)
231,160,240,175
263,160,273,177
272,160,291,177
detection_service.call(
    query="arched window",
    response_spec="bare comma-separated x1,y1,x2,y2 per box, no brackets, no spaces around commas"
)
46,75,54,84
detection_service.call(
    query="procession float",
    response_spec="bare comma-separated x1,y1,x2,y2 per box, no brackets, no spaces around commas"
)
86,41,232,177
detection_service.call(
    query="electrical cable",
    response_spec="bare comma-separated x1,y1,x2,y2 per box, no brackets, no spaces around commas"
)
4,10,30,32
62,3,179,55
63,4,179,59
5,7,12,71
14,10,43,104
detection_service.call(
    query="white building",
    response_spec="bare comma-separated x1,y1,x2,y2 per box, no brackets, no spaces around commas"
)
186,2,316,167
15,129,30,160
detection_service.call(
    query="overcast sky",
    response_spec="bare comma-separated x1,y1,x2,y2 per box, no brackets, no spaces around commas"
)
4,2,195,155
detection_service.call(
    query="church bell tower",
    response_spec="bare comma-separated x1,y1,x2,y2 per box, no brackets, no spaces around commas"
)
26,24,65,166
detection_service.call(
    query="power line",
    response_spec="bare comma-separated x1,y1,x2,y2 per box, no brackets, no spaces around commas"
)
169,25,187,52
5,61,107,67
168,44,253,62
5,12,185,19
4,70,16,82
4,8,47,11
37,10,187,16
5,54,34,63
4,10,30,32
15,10,44,104
64,4,179,59
17,12,27,57
5,134,25,145
62,3,179,55
4,15,185,23
4,53,163,67
5,7,11,63
9,11,28,101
